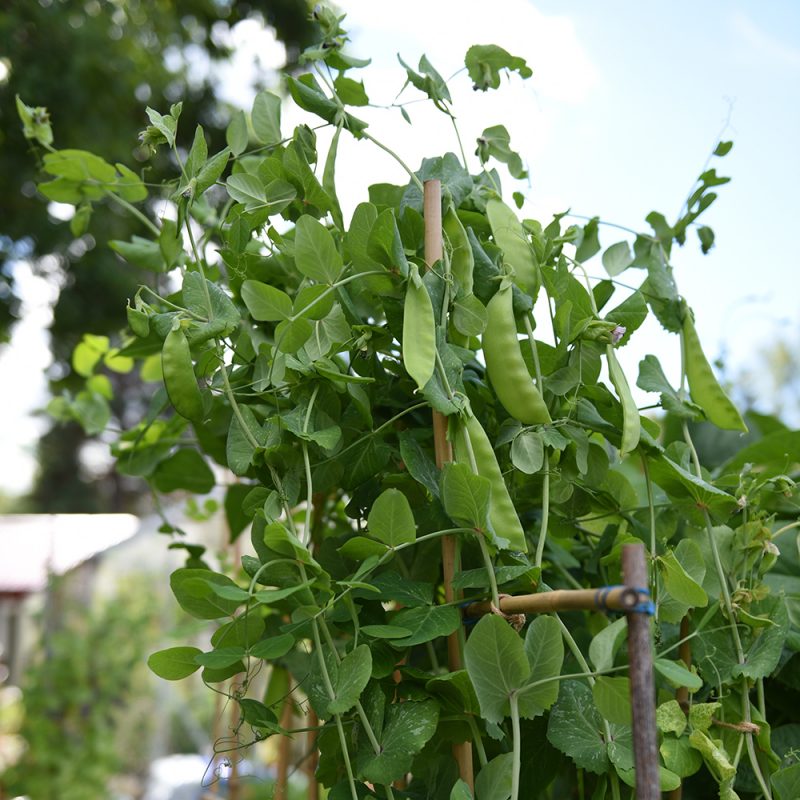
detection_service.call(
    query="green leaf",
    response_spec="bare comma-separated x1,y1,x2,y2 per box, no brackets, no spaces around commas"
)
170,569,242,619
226,110,248,155
226,173,266,209
254,580,315,605
658,548,708,607
604,291,647,347
334,75,369,106
148,646,202,680
465,45,532,91
441,462,491,530
453,294,488,337
660,736,703,778
358,700,439,784
250,634,295,660
110,236,165,271
239,698,280,731
194,647,246,669
360,625,413,639
185,125,208,179
251,90,282,144
592,676,631,725
475,752,513,800
338,536,390,561
152,449,215,494
328,645,372,714
602,241,634,276
294,216,343,283
464,614,530,724
398,431,440,497
656,700,688,737
521,615,563,715
547,681,608,773
510,431,544,474
772,762,800,800
654,658,703,691
476,124,526,179
241,280,292,321
450,778,474,800
391,605,461,648
367,488,416,547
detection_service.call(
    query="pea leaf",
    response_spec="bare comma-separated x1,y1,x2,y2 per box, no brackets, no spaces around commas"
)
251,90,282,144
250,634,295,660
152,449,215,494
328,645,372,714
441,462,490,530
170,569,242,619
522,615,563,715
658,548,708,608
294,216,343,283
592,676,632,725
358,700,439,785
368,488,416,547
654,659,703,691
547,681,609,774
194,646,246,669
511,431,544,474
241,280,292,321
475,752,513,800
391,605,461,648
602,241,634,276
148,647,203,680
465,45,532,91
464,614,530,724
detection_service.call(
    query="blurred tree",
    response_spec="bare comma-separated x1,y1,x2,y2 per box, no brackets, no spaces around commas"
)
0,0,315,511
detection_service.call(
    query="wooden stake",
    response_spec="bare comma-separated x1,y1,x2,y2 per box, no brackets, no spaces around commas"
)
622,543,660,800
274,699,294,800
306,708,320,800
424,179,474,791
668,615,692,800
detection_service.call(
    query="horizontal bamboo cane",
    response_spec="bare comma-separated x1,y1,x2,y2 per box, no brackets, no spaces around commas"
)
463,586,641,619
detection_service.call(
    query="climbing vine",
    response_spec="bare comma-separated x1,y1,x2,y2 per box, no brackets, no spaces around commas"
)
17,7,800,799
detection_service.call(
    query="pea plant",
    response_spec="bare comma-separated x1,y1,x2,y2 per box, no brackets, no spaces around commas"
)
18,8,800,800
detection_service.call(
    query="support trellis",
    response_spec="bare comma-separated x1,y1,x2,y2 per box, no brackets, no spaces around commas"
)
423,180,659,799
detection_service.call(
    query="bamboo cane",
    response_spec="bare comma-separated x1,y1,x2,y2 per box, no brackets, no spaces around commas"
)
463,586,640,619
622,543,660,800
424,179,474,791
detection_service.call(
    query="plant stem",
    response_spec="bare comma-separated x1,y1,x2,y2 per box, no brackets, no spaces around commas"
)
106,190,161,236
534,463,550,569
509,693,521,800
477,535,500,610
362,131,424,191
682,422,772,799
301,386,320,545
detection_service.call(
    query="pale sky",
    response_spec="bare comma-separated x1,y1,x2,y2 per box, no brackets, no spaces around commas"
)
1,1,798,495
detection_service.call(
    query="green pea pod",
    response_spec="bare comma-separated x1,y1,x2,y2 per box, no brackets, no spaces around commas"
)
443,206,473,296
162,323,204,422
453,410,527,552
606,345,640,455
682,312,747,432
402,264,436,391
486,197,539,297
482,283,551,424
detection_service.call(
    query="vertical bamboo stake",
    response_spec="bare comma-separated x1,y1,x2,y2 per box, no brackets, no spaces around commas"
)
275,699,294,800
622,543,660,800
424,179,474,790
667,615,692,800
306,708,320,800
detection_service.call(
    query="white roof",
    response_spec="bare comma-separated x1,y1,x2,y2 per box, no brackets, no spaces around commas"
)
0,514,140,593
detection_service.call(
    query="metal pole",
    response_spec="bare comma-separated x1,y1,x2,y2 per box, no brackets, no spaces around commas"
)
622,543,660,800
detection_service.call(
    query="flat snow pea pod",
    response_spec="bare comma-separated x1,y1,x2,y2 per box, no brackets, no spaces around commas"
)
162,322,204,422
403,263,437,391
482,282,551,424
682,311,747,432
605,344,640,455
453,410,527,552
486,197,539,297
443,206,473,296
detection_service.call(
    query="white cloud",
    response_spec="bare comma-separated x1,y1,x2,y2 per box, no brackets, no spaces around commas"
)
731,10,800,68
